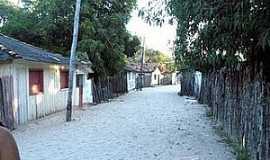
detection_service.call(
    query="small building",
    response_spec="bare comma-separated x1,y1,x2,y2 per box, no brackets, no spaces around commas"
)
125,63,162,88
6,0,21,6
0,34,94,129
138,63,162,87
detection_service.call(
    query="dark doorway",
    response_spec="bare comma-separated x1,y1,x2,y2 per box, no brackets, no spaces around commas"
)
76,75,84,108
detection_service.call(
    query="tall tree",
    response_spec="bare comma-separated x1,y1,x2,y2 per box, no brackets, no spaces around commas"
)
0,0,139,77
140,0,270,72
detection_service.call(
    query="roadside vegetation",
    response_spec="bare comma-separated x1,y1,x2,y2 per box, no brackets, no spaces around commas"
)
131,48,176,72
0,0,141,77
140,0,270,73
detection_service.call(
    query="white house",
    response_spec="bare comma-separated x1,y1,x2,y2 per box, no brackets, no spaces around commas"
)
7,0,21,6
140,64,162,87
0,34,94,128
150,66,162,86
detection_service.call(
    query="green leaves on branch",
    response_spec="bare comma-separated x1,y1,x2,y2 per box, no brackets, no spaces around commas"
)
0,0,140,77
142,0,270,72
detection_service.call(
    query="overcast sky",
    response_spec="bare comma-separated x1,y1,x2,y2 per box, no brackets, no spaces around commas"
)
126,0,177,56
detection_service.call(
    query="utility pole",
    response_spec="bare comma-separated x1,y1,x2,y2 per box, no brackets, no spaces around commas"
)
66,0,82,122
140,37,145,91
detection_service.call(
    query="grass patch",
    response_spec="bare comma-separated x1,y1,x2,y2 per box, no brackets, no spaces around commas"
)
206,110,214,118
235,146,249,160
214,126,250,160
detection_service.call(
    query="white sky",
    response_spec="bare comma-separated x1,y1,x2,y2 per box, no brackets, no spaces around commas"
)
126,0,177,56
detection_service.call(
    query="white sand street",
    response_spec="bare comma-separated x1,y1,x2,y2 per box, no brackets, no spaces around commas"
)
14,85,235,160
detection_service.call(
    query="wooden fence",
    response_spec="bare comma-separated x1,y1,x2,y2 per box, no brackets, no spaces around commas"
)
180,64,270,160
92,72,128,104
0,76,15,130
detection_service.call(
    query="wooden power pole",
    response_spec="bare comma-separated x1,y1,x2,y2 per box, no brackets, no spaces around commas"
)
66,0,82,122
140,37,145,91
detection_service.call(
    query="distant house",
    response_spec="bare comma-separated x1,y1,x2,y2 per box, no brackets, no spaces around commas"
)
125,63,162,88
0,34,94,129
7,0,21,6
148,65,162,86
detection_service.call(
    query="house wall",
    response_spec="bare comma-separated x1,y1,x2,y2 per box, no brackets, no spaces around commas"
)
11,60,93,124
14,61,78,122
151,68,162,86
0,63,13,76
7,0,21,6
127,71,136,91
83,75,93,104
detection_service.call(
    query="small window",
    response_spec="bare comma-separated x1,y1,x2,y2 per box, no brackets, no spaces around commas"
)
29,69,44,95
60,70,69,89
154,74,157,80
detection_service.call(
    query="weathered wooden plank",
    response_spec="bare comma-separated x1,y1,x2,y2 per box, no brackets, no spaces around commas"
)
0,76,15,130
0,79,4,125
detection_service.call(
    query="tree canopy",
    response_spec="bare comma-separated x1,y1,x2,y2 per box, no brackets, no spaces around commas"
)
131,48,175,72
0,0,140,77
140,0,270,72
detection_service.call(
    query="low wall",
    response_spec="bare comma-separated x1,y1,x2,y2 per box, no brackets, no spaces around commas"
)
180,64,270,160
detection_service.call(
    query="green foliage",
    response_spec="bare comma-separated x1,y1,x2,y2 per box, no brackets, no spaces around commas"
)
144,49,170,63
0,0,41,44
0,0,139,77
141,0,270,72
132,48,175,72
236,147,249,160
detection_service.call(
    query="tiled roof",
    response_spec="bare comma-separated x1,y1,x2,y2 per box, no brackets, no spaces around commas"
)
125,63,159,73
0,34,69,64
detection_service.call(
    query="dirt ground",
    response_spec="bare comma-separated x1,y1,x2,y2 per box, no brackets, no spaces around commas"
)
14,85,235,160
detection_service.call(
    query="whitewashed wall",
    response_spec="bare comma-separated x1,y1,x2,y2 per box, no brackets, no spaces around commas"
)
127,71,136,91
12,60,93,124
151,68,162,86
7,0,21,6
13,60,80,122
83,75,93,104
0,60,93,125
